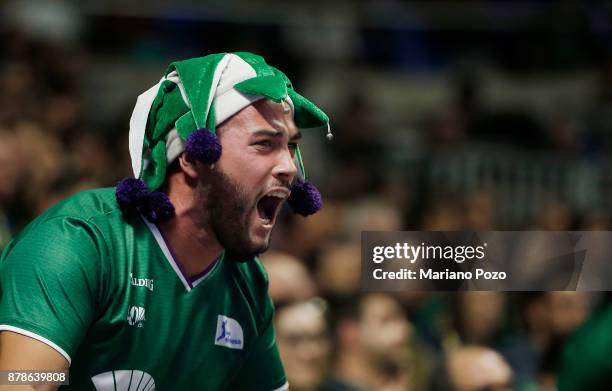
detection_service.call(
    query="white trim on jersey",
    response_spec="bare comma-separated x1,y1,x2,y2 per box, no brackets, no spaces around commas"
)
191,260,220,288
142,217,192,291
272,381,289,391
0,324,72,364
142,216,219,291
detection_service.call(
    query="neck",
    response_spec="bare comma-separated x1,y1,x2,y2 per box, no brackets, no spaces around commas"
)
158,186,222,279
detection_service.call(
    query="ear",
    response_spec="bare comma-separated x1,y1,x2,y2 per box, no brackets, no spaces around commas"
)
178,152,199,180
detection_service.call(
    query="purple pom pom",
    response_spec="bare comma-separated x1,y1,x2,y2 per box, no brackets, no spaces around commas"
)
116,178,149,208
141,191,175,223
185,128,221,165
116,177,175,223
288,178,322,217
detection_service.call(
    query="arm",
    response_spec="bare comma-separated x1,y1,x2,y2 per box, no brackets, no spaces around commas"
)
0,218,104,390
0,331,69,391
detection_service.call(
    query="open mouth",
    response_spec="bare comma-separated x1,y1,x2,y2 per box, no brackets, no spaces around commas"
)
256,189,290,225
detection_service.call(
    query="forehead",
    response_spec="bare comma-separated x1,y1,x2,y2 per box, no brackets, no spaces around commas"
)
277,304,326,334
361,294,403,320
218,99,299,138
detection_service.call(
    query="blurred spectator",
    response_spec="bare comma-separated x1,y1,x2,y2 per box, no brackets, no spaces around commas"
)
316,241,361,299
450,292,507,347
464,191,496,230
276,299,362,391
499,292,592,391
68,132,117,185
421,194,465,230
14,121,64,221
333,294,411,391
260,251,318,306
536,292,591,387
34,165,101,215
534,202,572,231
341,198,403,241
275,201,343,265
42,93,82,141
498,293,548,388
557,297,612,390
546,292,590,339
431,345,514,391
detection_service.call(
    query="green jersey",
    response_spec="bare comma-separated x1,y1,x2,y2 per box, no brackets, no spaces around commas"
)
0,188,287,390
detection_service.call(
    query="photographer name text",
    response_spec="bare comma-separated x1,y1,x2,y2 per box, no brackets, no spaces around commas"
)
370,242,507,281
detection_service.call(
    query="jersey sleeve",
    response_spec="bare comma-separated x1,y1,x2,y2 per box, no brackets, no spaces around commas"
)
0,217,105,363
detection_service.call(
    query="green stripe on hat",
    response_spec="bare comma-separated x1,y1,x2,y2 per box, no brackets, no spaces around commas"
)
270,66,329,129
288,89,329,129
234,75,287,102
169,53,228,132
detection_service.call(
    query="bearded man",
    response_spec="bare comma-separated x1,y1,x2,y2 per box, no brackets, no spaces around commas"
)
0,52,330,390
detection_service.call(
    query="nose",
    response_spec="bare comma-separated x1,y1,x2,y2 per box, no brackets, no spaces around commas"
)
273,148,298,184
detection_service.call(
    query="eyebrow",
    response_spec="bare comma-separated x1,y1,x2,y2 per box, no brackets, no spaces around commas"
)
252,129,302,140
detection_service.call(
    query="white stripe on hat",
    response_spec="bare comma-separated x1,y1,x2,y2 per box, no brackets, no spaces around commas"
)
165,128,185,166
129,77,164,178
213,54,259,124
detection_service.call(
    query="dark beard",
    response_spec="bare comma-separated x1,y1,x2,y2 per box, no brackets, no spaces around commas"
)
203,169,269,262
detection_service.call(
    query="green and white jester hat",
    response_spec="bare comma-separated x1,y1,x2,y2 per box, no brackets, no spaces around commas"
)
116,52,331,223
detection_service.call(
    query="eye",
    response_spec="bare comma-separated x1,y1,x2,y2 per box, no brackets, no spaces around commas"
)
288,142,298,151
253,140,273,149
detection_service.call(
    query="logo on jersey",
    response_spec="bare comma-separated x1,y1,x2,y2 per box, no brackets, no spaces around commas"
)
92,370,155,390
130,273,154,291
127,306,146,327
214,315,243,349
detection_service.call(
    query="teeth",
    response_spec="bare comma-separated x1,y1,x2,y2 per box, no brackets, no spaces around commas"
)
259,217,271,224
267,191,288,199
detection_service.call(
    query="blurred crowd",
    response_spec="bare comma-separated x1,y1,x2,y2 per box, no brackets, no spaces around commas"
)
264,216,603,390
0,28,134,249
2,1,612,390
